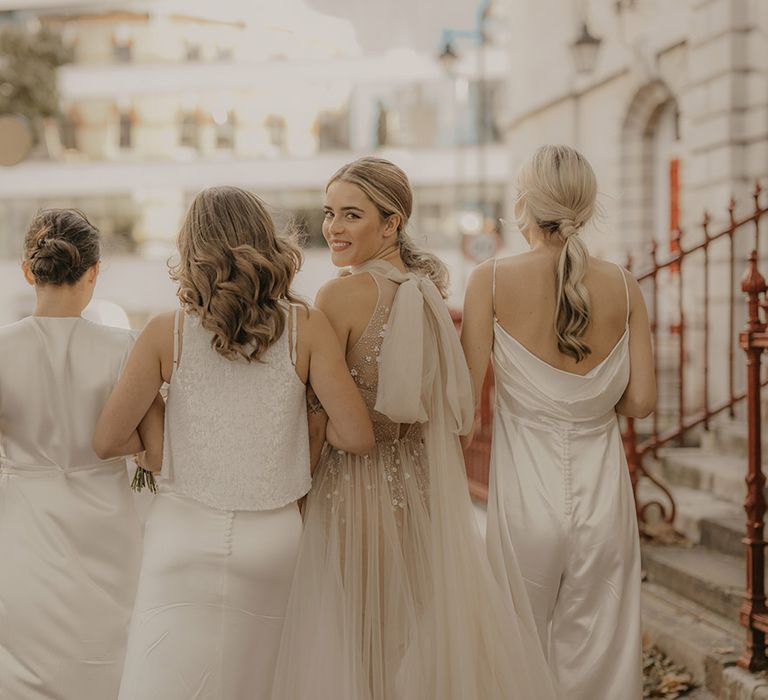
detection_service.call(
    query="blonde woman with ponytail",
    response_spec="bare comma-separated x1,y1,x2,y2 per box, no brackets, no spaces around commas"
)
462,145,655,700
272,157,557,700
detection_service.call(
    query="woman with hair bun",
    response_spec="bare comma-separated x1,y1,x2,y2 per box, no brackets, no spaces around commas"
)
272,157,557,700
0,209,160,699
93,186,373,700
461,145,655,699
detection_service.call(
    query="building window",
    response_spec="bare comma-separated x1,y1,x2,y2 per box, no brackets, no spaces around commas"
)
185,43,202,62
216,45,233,61
317,107,350,152
215,111,236,149
264,114,286,151
470,79,503,145
113,43,132,62
118,112,133,149
375,100,390,147
59,113,77,151
179,112,200,149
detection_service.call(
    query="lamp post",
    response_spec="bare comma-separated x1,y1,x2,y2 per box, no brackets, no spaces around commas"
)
437,0,497,275
570,20,602,74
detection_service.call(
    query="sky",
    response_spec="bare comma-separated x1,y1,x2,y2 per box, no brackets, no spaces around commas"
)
0,0,483,55
307,0,481,52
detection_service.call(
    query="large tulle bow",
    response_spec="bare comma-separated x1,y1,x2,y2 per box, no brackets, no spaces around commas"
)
358,262,474,437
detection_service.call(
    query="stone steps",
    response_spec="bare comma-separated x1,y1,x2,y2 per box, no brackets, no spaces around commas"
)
639,416,768,697
655,448,749,505
642,582,768,699
642,544,746,621
639,479,745,557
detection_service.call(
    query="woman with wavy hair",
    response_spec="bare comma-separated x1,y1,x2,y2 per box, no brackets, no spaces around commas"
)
0,209,160,699
461,145,655,699
94,186,374,700
271,157,557,700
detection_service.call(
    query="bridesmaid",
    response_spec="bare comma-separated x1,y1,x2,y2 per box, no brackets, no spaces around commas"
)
272,157,556,700
461,145,655,699
93,186,374,700
0,209,160,699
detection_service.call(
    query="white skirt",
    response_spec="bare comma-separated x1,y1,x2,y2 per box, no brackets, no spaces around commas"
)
0,459,142,700
118,492,302,700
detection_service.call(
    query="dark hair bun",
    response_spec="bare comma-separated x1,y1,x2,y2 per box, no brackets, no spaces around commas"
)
23,209,100,285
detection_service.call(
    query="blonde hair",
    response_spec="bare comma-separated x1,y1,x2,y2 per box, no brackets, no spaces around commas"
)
515,145,597,362
327,157,449,297
171,186,305,362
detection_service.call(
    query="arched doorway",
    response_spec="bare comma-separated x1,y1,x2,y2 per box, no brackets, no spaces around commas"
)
620,80,680,265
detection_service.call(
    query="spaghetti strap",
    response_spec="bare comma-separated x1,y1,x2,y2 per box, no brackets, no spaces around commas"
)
616,264,630,327
289,303,298,367
172,309,181,369
492,257,498,320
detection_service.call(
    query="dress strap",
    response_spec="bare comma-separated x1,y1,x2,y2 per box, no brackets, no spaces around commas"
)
492,257,498,320
172,309,181,369
289,303,298,367
616,264,630,327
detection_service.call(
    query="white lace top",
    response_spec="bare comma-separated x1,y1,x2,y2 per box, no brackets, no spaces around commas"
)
160,305,311,511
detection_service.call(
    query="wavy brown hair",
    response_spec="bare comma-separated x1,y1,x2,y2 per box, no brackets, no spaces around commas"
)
515,145,597,362
171,186,305,362
328,157,449,297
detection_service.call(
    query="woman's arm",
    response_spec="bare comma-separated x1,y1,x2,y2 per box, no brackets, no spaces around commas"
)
93,313,171,459
136,392,165,472
306,386,328,473
460,261,495,410
616,275,656,418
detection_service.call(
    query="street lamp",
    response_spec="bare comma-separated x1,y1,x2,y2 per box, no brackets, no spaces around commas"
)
437,0,501,277
570,20,602,74
438,40,460,76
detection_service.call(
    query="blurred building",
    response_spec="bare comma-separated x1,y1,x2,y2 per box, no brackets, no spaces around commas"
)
503,0,768,263
0,0,508,323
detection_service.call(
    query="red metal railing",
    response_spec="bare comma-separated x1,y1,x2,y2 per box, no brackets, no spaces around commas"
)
457,184,768,527
737,195,768,671
626,184,768,527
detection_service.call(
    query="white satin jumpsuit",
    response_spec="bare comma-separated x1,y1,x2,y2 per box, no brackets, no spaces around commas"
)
486,263,642,700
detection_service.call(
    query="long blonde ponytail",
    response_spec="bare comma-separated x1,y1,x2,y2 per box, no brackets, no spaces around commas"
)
515,145,597,362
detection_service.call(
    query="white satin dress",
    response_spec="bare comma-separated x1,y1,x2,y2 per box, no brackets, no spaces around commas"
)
0,316,142,700
486,262,642,700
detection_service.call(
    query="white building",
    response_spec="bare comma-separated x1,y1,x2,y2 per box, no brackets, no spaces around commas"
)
503,0,768,262
0,0,509,324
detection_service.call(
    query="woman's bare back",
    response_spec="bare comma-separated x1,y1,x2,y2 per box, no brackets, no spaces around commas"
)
493,252,629,376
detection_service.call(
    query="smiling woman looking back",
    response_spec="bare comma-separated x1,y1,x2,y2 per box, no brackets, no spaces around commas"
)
461,145,654,700
271,157,558,700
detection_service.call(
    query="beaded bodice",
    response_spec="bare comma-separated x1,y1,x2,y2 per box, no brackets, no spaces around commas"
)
317,268,428,515
345,271,422,446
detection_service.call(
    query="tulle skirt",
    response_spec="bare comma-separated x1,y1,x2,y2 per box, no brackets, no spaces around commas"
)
271,428,556,700
118,492,302,700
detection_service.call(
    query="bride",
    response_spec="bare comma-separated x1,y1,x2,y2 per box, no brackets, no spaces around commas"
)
271,157,557,700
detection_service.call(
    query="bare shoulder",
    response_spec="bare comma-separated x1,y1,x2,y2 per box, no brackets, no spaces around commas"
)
140,310,177,348
493,251,550,287
316,272,377,317
296,305,330,332
590,257,640,292
317,272,376,301
467,257,495,285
